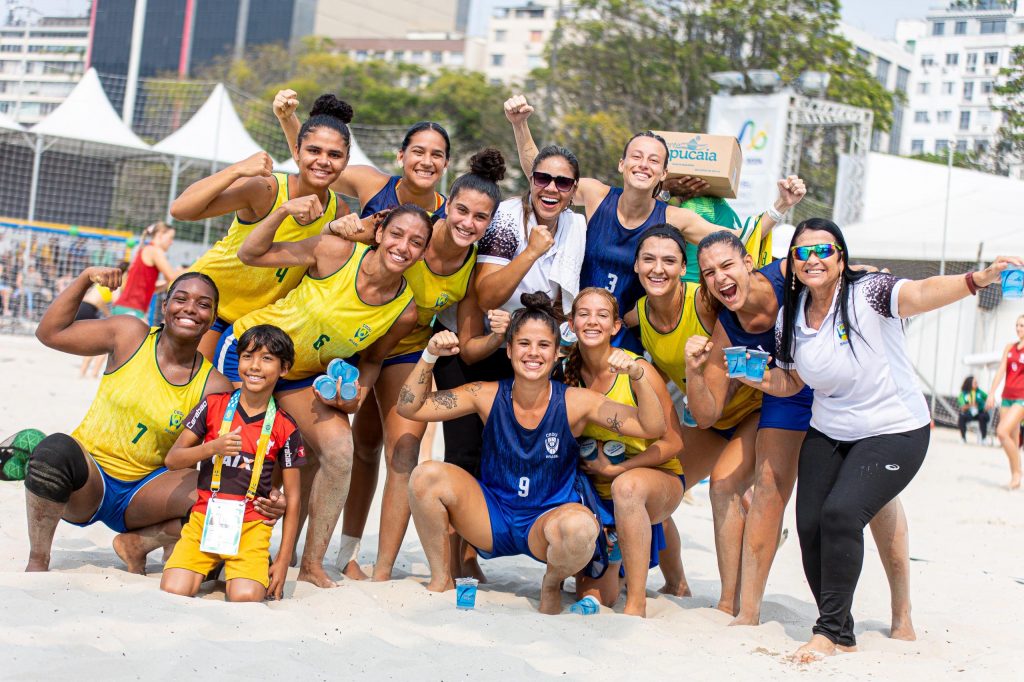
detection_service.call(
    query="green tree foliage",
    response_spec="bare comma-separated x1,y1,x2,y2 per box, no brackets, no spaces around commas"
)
993,45,1024,175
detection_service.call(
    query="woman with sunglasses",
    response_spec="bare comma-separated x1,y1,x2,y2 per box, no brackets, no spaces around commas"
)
749,218,1021,661
685,230,915,637
504,95,801,353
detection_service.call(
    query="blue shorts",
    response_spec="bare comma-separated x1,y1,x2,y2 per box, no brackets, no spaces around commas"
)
596,496,668,570
476,485,581,562
759,386,813,431
382,349,422,368
210,316,231,335
67,460,169,533
214,330,316,392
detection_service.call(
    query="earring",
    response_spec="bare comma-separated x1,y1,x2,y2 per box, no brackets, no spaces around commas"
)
790,277,796,291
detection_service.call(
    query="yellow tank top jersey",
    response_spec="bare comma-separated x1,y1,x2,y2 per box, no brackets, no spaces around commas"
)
581,351,683,499
233,242,413,380
189,173,339,324
389,245,477,358
72,327,213,481
637,283,761,430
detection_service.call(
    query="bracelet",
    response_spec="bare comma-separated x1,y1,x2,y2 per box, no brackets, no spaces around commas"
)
421,348,439,364
327,220,339,237
628,366,645,381
965,271,979,296
766,204,785,223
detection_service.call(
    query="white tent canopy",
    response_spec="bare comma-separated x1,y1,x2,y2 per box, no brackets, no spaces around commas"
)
843,153,1024,262
275,133,378,173
30,68,150,151
0,109,23,132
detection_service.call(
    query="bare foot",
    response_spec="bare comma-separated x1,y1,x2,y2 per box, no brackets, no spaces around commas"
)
658,581,692,597
789,634,838,663
623,601,647,617
890,613,916,641
1010,473,1021,490
297,563,338,588
112,534,148,575
371,565,394,582
425,576,454,592
343,560,370,580
836,644,859,653
715,599,738,616
729,612,760,626
25,554,50,572
539,572,565,615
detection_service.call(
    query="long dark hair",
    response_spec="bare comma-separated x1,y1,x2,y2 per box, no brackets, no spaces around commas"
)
297,94,354,149
448,148,506,218
778,218,869,364
695,230,746,316
523,145,580,226
506,291,565,346
961,375,975,394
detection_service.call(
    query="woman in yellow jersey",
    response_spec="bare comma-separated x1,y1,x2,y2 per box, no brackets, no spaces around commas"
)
562,288,684,617
325,150,513,582
171,95,353,358
25,267,285,574
224,203,428,589
622,225,761,612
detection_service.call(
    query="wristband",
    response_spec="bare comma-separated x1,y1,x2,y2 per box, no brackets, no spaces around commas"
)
628,366,645,381
766,204,785,223
421,348,439,364
965,271,978,296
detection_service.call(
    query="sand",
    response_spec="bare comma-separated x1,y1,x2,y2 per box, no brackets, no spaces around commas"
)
1,333,1022,680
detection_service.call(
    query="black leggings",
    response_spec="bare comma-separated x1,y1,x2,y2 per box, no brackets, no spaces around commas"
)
957,410,989,440
795,424,929,646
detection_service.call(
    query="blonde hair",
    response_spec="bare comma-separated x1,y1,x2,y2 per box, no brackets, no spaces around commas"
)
563,287,620,388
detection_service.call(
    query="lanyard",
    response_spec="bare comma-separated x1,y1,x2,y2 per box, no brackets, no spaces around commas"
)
211,390,277,500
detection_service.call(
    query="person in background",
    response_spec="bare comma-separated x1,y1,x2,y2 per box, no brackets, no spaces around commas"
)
111,222,182,321
986,315,1024,489
956,375,989,443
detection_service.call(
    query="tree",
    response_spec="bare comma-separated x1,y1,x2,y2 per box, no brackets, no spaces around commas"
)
993,45,1024,176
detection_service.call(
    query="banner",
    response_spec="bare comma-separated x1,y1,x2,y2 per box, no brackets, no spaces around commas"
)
707,92,790,221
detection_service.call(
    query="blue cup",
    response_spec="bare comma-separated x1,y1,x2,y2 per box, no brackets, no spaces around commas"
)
578,438,598,461
745,350,770,382
568,595,600,615
313,375,337,400
602,440,627,464
327,359,359,400
455,577,478,610
1001,268,1024,299
724,346,747,378
680,396,698,427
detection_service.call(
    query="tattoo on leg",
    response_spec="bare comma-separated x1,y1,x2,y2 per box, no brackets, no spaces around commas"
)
430,390,457,410
398,385,415,406
606,412,624,433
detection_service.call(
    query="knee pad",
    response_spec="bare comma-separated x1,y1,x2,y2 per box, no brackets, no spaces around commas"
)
24,433,90,504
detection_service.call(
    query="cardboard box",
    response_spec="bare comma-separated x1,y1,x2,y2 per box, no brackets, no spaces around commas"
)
654,131,742,199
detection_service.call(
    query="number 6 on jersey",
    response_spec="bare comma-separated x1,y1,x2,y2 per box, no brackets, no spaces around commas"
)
518,476,530,498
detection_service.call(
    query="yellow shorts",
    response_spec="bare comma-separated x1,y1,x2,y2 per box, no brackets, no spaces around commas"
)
165,511,273,588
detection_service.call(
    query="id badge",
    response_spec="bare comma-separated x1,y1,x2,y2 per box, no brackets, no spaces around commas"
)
200,497,246,556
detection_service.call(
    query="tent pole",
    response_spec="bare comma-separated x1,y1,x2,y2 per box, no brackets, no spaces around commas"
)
166,155,181,223
123,0,148,126
929,145,954,417
26,135,43,222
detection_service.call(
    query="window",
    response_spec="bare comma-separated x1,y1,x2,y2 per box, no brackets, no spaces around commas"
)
975,140,989,154
0,45,20,53
895,67,910,94
981,81,994,94
431,51,443,64
449,52,464,66
875,57,890,87
911,139,924,154
932,21,945,36
966,52,977,72
921,55,935,67
978,110,992,127
943,81,954,95
945,53,958,66
980,20,1006,34
937,111,952,123
959,111,971,130
956,139,968,153
914,111,930,123
527,54,543,69
490,53,504,67
917,82,930,94
39,102,57,116
494,29,506,42
955,20,967,35
935,139,949,153
0,102,8,113
411,50,424,62
354,50,367,62
984,51,999,66
963,81,974,101
393,50,405,62
529,30,543,43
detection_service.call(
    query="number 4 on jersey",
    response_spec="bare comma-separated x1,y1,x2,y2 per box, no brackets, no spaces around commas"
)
275,268,289,283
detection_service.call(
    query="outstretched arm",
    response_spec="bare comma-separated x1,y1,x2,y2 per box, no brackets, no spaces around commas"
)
898,256,1023,318
170,152,275,222
504,95,539,179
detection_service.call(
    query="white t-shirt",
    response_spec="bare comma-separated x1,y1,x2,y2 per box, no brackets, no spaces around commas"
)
776,274,931,441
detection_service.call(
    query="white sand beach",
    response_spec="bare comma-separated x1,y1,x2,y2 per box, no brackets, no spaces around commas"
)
1,334,1022,680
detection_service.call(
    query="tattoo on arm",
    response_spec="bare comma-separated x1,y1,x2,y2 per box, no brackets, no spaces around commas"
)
417,367,431,385
605,412,624,434
430,390,458,410
398,385,415,406
464,382,482,395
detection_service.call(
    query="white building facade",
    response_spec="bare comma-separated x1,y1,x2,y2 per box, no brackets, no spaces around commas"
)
484,0,567,86
0,16,88,125
896,0,1024,172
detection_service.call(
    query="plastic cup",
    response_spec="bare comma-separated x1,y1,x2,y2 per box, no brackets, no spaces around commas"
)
680,396,698,428
607,529,621,562
327,358,359,383
455,577,478,610
724,346,747,378
602,440,627,464
578,438,598,461
568,595,600,615
313,375,337,400
745,350,770,382
1001,268,1024,299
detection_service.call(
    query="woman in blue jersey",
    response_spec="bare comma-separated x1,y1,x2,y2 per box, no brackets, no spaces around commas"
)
686,230,915,638
275,89,449,219
399,292,667,614
504,95,802,352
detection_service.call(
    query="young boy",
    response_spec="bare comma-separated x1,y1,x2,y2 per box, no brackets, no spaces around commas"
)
161,324,303,601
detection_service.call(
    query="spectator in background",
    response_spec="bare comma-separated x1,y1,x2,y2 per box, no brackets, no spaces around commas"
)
0,257,13,316
111,222,181,321
957,375,989,442
15,261,52,319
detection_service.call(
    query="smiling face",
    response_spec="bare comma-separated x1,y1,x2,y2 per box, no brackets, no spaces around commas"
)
237,343,287,393
445,188,495,248
162,277,216,342
374,212,430,274
398,129,449,192
791,228,844,293
635,236,685,297
531,155,577,223
296,127,349,190
570,290,620,350
618,136,668,195
698,242,753,311
507,318,558,381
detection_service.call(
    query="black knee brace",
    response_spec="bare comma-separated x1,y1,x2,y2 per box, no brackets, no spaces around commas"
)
24,433,90,504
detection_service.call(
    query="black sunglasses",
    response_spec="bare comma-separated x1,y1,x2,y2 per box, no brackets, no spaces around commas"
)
531,171,576,193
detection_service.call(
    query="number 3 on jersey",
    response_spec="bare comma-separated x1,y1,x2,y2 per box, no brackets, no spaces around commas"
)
518,476,530,498
605,273,618,294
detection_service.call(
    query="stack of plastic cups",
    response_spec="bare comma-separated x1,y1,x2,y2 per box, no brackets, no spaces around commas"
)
313,358,360,400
